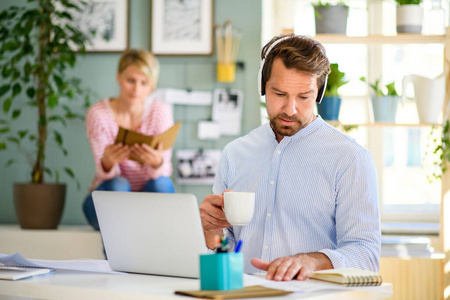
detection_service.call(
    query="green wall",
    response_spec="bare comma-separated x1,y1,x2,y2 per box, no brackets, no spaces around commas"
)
0,0,262,225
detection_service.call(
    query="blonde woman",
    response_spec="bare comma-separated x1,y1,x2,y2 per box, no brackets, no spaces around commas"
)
83,49,174,230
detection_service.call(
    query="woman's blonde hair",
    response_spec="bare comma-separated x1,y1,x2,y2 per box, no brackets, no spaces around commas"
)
117,49,160,90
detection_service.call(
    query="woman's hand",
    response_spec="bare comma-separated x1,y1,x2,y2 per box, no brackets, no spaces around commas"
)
101,143,130,172
131,142,164,168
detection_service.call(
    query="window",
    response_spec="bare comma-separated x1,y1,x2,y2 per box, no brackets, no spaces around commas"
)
264,0,445,223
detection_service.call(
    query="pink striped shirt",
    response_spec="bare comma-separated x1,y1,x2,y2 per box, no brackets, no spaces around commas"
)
85,97,173,192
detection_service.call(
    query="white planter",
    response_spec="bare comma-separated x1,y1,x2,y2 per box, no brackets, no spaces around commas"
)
396,5,423,33
402,74,445,124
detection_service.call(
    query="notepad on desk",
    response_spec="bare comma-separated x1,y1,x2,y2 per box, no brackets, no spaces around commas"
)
175,285,293,299
0,266,54,281
310,267,382,286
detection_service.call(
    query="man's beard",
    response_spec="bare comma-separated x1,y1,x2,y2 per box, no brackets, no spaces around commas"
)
269,114,303,137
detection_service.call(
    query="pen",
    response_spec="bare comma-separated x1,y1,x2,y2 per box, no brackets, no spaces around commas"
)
216,236,229,253
234,240,243,253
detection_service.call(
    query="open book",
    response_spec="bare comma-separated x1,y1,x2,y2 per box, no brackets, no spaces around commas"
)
114,122,181,162
310,267,382,286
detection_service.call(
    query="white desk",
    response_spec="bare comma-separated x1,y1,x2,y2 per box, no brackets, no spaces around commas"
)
0,270,393,300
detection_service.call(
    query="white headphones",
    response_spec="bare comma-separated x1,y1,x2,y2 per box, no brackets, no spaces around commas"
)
257,36,328,104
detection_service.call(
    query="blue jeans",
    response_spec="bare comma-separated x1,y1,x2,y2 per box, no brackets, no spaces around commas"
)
83,176,175,230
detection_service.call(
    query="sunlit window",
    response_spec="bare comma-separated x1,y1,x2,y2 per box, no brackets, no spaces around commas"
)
266,0,445,222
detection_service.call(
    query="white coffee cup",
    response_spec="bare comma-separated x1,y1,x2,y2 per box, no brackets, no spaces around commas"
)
223,192,255,226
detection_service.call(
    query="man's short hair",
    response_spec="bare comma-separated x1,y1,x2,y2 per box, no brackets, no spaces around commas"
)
260,34,330,96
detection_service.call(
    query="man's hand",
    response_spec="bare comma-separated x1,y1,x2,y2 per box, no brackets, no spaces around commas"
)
199,189,232,249
130,142,164,168
101,143,130,172
251,252,332,281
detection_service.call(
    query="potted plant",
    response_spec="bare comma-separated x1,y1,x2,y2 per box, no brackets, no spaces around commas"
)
395,0,423,34
317,63,349,121
429,120,450,180
313,1,349,34
0,0,92,229
360,77,400,123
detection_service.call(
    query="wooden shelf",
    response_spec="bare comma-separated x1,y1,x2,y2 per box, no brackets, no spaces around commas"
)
313,34,446,45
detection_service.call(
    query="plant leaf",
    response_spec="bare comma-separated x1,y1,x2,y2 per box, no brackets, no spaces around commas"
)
12,83,21,97
0,85,10,97
47,94,58,108
3,98,12,113
11,109,21,119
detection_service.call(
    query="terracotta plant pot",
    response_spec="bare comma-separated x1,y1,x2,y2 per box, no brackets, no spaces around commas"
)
13,183,66,229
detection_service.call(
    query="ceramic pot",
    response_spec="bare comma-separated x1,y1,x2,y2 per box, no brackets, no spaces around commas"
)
317,96,341,121
314,5,349,34
371,96,399,123
14,183,66,229
397,5,423,34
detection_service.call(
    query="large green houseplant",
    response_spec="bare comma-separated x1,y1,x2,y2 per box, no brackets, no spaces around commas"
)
0,0,93,229
317,63,348,121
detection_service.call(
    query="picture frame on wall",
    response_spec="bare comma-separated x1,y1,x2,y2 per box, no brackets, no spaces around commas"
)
66,0,130,53
176,149,221,184
151,0,213,56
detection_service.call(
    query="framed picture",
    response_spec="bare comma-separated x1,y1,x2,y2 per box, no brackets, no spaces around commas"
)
151,0,213,56
176,149,221,184
68,0,129,52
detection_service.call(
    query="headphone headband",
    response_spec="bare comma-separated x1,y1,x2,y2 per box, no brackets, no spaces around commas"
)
258,36,292,97
258,35,328,104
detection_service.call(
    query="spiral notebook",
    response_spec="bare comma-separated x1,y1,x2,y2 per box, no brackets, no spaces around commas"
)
310,267,382,286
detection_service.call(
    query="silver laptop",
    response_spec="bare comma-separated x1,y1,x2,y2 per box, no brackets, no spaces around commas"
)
92,191,207,278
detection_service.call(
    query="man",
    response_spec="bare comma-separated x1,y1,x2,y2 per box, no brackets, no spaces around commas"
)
199,34,380,282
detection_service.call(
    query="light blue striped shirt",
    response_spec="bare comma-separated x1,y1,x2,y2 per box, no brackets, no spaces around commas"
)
213,116,380,273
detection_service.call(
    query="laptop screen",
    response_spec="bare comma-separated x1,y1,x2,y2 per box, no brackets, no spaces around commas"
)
93,191,208,278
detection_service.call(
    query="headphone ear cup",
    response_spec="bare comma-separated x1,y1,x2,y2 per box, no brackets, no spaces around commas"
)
316,76,328,103
258,59,265,96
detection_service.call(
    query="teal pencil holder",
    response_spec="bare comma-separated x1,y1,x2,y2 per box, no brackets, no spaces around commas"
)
200,252,243,290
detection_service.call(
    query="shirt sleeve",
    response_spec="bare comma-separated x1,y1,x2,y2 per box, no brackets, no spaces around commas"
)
319,148,381,272
141,101,174,179
85,105,120,182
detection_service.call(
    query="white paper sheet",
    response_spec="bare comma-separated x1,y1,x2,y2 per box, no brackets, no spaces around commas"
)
154,88,213,105
0,252,122,274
